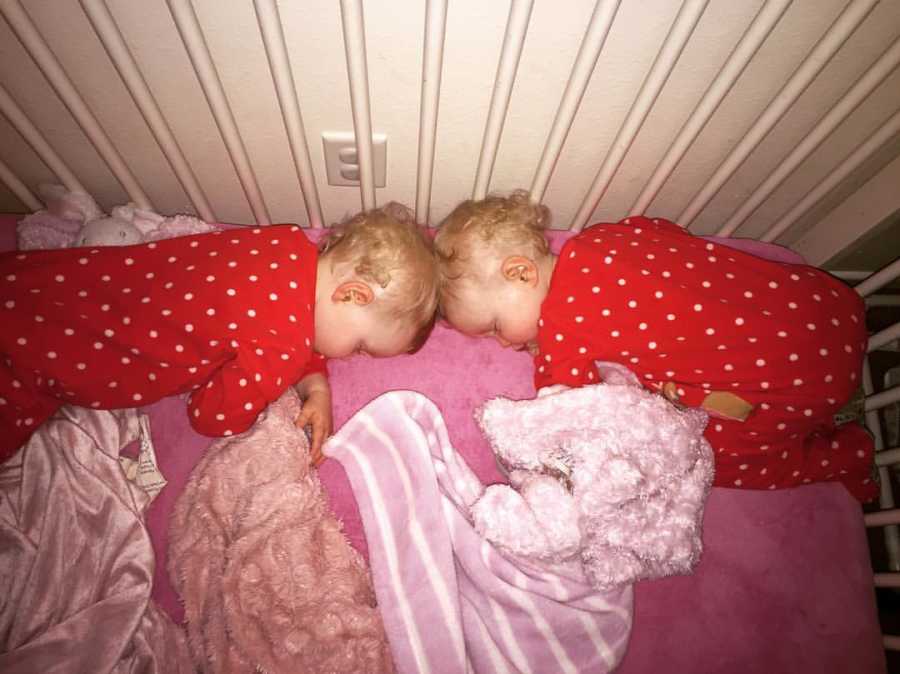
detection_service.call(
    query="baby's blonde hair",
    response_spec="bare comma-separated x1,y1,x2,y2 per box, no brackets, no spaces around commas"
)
433,189,550,306
320,202,438,352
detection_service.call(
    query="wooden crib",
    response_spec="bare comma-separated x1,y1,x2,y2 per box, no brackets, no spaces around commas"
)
1,0,899,670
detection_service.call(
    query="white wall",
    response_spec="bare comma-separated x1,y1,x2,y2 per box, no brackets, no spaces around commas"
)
1,0,899,263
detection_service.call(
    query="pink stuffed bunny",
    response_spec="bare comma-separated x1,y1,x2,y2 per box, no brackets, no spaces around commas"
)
473,363,714,589
16,184,219,250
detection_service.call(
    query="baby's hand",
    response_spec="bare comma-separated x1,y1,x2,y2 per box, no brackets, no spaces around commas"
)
293,373,333,467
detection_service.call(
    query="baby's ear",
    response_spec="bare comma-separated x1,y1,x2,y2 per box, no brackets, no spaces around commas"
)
331,280,374,305
501,255,539,287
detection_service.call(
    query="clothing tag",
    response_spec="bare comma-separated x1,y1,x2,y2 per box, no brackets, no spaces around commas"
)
834,386,865,426
119,414,168,503
701,391,755,422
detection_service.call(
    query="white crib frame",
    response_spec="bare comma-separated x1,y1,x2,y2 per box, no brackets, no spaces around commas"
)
1,0,899,653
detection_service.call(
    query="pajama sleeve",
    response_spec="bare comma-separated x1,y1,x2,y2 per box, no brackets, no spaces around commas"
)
187,344,309,437
298,351,328,380
534,323,600,390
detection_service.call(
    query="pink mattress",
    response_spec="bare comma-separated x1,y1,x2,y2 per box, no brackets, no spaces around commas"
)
1,214,886,673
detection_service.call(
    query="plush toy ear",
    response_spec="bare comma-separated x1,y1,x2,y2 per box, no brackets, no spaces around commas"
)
111,204,164,235
39,184,104,223
331,280,374,305
501,255,539,286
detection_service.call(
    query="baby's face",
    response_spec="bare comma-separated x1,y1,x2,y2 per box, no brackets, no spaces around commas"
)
443,275,543,353
314,301,417,359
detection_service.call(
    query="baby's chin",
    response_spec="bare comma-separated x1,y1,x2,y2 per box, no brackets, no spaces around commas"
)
515,342,540,356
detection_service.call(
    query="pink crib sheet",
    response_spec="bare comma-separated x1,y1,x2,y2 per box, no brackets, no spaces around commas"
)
1,214,885,674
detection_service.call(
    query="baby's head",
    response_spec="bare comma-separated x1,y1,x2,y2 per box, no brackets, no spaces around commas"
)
434,190,555,351
315,203,438,358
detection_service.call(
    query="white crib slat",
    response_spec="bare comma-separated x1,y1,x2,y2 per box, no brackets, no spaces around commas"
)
630,0,791,217
760,108,900,243
866,509,900,527
339,0,376,212
254,0,323,228
0,156,41,210
870,320,900,353
856,257,900,298
876,448,900,468
677,0,879,227
866,296,900,308
571,0,709,233
80,0,215,222
0,0,152,209
718,36,900,237
415,0,448,225
874,574,900,588
866,384,900,412
834,270,874,281
529,0,620,204
472,0,535,201
166,0,270,224
0,83,87,195
864,364,887,454
863,359,900,572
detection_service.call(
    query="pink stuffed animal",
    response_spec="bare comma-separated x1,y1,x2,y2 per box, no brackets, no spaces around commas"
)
16,184,219,250
473,363,714,590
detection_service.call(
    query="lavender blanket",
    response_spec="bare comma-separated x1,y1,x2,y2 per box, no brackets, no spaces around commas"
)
325,390,633,674
0,405,192,673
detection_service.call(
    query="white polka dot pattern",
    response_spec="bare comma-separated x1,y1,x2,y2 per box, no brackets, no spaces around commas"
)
535,216,875,500
0,225,325,458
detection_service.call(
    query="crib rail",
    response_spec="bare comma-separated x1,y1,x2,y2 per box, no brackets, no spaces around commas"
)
0,0,151,209
858,252,900,651
0,0,896,241
82,0,214,222
253,0,322,228
1,0,899,655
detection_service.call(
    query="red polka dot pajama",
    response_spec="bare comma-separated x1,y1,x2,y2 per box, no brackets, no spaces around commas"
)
0,225,325,463
535,217,876,502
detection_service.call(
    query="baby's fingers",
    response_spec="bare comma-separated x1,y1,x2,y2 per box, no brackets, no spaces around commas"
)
294,407,312,430
294,409,319,464
308,416,327,465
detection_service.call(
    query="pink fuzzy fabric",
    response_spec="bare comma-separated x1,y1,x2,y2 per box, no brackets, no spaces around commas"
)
474,363,714,589
16,210,83,249
141,213,222,241
167,389,392,674
0,215,885,673
15,186,220,250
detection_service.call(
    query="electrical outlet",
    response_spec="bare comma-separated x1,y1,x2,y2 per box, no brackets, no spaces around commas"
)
322,131,387,187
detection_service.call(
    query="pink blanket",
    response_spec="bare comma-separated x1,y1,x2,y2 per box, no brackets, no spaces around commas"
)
0,404,192,673
325,390,633,674
168,389,392,674
473,367,714,589
1,214,884,673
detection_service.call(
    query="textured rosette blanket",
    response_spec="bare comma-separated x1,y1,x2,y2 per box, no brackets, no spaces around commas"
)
168,390,392,674
473,363,715,590
324,390,633,674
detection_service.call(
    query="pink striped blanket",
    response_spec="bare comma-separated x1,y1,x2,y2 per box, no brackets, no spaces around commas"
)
324,390,633,674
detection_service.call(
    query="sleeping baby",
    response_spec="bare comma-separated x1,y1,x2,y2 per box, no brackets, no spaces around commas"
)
0,204,438,465
434,189,876,502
